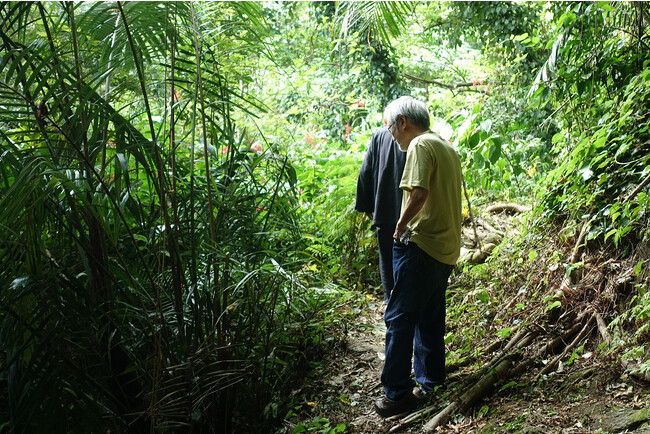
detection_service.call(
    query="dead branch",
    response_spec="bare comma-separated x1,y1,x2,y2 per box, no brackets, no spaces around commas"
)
595,312,611,345
403,73,492,95
624,168,650,203
534,314,596,381
483,324,521,355
390,312,592,432
422,355,518,432
594,313,650,382
477,219,505,238
502,326,528,353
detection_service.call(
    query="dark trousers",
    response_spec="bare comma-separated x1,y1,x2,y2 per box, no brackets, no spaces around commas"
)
376,224,396,303
381,241,453,401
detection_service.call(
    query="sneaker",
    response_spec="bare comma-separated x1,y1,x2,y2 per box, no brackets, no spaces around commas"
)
373,393,418,418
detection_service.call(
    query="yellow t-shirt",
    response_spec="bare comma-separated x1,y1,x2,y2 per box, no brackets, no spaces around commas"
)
400,131,462,265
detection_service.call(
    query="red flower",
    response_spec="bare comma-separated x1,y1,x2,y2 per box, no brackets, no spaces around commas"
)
305,133,314,145
171,90,182,102
251,143,263,153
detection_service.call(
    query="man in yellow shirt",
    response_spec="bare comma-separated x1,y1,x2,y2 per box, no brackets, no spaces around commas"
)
374,96,462,418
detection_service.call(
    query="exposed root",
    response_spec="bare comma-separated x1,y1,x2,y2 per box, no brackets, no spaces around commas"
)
485,203,530,214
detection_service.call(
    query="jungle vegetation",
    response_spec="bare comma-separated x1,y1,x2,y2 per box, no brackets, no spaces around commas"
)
0,1,648,432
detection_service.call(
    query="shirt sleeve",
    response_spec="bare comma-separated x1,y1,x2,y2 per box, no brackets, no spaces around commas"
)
400,140,435,192
355,137,378,213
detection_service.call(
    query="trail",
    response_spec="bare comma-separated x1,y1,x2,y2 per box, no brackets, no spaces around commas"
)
283,206,650,433
285,295,650,433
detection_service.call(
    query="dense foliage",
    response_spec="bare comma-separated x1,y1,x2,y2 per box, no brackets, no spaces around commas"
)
0,1,648,432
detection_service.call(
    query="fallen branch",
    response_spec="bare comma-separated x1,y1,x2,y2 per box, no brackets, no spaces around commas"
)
534,314,595,381
416,314,589,431
422,355,518,432
595,313,650,382
483,324,522,355
571,217,593,264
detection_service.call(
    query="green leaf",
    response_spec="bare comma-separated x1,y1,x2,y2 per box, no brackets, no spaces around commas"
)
546,300,561,311
468,132,481,149
635,261,645,277
488,140,501,164
133,234,148,243
496,327,512,338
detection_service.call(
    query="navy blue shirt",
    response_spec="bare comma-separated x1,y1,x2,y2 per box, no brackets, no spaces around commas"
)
355,128,406,228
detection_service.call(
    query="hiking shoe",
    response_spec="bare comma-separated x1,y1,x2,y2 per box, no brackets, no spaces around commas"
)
373,393,418,418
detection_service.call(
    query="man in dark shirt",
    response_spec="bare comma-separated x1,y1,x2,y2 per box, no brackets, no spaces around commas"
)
355,127,406,303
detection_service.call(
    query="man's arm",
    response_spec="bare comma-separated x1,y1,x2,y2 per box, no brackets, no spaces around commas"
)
393,186,428,242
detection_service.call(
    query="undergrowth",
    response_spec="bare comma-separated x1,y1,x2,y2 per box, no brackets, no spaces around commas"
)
448,209,650,386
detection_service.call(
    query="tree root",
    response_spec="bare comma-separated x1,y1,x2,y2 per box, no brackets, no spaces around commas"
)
485,203,530,214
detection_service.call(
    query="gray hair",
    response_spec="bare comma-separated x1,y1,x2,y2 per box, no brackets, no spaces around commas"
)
383,96,430,129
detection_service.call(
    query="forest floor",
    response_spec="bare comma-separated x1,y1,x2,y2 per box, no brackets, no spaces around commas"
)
283,298,650,433
281,208,650,433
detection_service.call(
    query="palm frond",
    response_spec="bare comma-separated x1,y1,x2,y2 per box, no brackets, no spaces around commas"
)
335,0,412,46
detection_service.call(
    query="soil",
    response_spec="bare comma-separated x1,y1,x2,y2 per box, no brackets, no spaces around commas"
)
284,298,650,433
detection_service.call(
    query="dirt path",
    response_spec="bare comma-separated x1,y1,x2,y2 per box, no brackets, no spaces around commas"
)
283,294,650,433
283,208,650,433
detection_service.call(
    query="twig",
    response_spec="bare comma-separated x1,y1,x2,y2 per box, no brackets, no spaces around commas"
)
421,402,459,432
624,170,650,204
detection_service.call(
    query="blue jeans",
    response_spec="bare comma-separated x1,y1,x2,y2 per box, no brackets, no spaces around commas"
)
376,224,396,303
381,241,453,401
